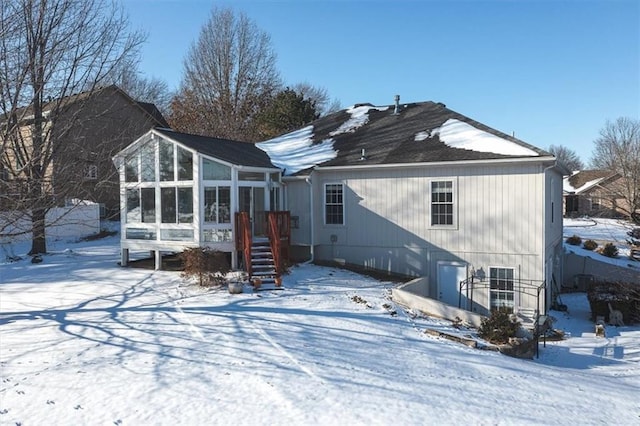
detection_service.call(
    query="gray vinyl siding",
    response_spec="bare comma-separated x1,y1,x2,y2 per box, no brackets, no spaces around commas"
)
310,162,549,312
285,179,312,245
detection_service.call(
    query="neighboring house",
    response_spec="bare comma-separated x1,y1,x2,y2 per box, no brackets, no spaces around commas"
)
1,85,168,218
563,170,632,218
114,99,567,320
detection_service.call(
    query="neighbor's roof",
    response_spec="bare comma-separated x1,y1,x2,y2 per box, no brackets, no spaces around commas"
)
154,128,276,169
1,85,169,128
563,169,618,194
136,100,169,128
256,101,553,176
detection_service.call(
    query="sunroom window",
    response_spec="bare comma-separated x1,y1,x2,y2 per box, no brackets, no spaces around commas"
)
159,140,174,181
141,188,156,223
204,186,231,223
203,158,231,180
126,189,140,222
177,147,193,180
160,187,193,224
160,188,176,223
126,188,155,223
125,157,138,182
140,143,155,182
239,171,264,181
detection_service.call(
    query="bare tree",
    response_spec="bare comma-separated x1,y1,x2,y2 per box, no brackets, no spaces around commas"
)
170,7,281,141
548,145,584,172
0,0,145,255
590,117,640,223
105,56,172,117
292,82,341,116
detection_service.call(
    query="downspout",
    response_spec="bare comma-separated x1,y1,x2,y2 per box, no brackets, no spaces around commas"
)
305,175,315,263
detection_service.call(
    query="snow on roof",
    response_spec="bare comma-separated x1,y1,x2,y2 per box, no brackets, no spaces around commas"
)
429,119,539,157
414,131,430,141
564,176,606,194
256,125,337,175
329,105,389,136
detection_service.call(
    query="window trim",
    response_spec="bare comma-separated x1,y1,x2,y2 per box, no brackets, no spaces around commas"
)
429,178,457,229
323,182,345,226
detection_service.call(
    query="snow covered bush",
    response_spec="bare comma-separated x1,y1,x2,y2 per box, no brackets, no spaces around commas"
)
180,248,230,287
627,228,640,246
601,242,619,258
566,235,582,245
478,310,519,344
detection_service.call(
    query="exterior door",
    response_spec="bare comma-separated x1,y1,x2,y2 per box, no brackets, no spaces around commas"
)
238,186,266,236
437,261,467,306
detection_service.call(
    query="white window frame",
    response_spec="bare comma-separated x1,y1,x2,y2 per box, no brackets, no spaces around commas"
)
203,185,231,224
488,266,516,313
429,178,457,228
122,137,196,242
324,183,345,225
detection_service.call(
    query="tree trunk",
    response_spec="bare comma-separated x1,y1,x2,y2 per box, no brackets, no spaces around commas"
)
28,206,47,255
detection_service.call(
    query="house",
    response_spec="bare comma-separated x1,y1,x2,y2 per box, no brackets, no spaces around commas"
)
114,98,567,320
257,99,567,319
1,85,168,218
563,169,633,219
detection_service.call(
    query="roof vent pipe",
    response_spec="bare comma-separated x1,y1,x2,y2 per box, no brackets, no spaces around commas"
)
393,95,400,114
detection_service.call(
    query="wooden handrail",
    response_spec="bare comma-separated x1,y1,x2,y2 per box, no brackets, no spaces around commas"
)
235,212,252,276
267,211,290,276
268,215,281,275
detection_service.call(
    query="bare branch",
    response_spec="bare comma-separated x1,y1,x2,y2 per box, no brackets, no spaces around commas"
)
590,117,640,223
1,0,146,254
170,7,281,141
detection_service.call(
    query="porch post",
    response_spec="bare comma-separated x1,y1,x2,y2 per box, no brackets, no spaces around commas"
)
231,250,238,269
155,250,162,270
121,248,129,267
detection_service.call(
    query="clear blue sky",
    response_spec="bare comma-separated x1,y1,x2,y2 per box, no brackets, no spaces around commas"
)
123,0,639,165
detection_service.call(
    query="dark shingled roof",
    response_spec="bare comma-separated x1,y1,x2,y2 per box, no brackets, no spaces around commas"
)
155,128,276,168
565,169,617,193
285,101,550,175
1,84,169,128
136,101,169,128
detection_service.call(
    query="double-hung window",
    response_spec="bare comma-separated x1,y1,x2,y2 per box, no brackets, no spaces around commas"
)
431,180,454,226
324,183,344,225
489,267,515,312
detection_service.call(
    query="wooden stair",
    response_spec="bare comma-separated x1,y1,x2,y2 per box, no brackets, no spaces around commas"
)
250,238,282,290
236,211,290,291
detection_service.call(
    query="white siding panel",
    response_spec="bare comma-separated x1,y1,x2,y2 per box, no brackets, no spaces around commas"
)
285,180,311,245
314,162,547,286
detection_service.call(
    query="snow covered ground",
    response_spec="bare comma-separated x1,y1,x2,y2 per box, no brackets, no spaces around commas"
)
564,217,639,269
1,227,639,425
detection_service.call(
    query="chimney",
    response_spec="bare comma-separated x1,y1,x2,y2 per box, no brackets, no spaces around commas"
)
393,95,400,114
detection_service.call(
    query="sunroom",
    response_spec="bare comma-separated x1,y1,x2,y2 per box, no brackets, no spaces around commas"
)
113,128,289,276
